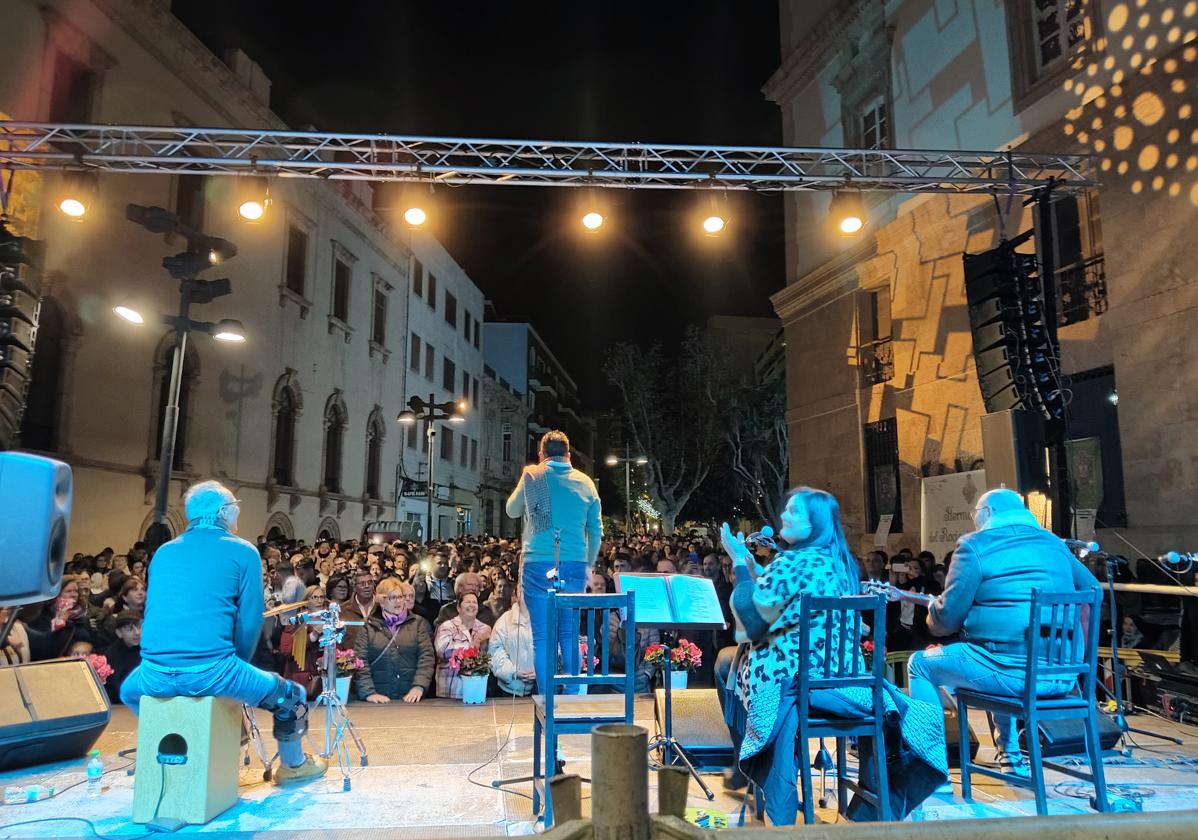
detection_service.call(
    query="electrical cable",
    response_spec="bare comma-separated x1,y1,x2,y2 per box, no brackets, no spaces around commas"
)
0,758,136,808
0,818,154,840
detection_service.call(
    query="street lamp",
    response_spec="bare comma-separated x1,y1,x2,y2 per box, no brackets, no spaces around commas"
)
396,394,466,541
121,204,240,551
606,445,648,534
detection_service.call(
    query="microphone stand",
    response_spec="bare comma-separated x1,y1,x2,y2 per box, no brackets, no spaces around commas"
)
1102,554,1182,748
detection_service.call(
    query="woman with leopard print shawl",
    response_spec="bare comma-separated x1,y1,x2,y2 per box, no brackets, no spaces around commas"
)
720,487,861,824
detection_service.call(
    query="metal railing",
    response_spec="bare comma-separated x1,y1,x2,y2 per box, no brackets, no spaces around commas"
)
1056,253,1108,326
858,337,895,385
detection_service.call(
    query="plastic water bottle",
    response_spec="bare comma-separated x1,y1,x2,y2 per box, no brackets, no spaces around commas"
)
86,750,103,798
6,785,54,802
3,786,24,805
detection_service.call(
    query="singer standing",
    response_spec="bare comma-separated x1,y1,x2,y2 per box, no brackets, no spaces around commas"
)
505,430,601,693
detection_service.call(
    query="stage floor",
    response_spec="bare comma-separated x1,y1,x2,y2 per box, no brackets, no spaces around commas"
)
2,697,1198,837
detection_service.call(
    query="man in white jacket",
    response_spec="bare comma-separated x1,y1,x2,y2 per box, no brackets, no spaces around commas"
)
489,584,536,697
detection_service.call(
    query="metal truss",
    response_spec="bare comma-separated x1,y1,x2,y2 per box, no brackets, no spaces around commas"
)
0,121,1095,194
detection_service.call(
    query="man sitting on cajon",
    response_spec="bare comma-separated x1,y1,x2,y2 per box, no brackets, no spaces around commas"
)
121,481,326,784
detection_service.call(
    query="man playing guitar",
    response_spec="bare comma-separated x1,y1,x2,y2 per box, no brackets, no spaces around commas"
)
894,488,1099,777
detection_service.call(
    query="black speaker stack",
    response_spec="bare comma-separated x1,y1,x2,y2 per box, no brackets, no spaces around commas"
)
0,223,45,449
964,241,1064,423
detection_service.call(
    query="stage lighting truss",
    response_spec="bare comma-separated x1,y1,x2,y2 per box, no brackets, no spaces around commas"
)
0,122,1096,196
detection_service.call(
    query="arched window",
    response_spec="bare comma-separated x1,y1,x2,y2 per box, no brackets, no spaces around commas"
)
365,407,385,499
153,339,199,470
271,372,302,486
20,298,66,451
322,392,348,494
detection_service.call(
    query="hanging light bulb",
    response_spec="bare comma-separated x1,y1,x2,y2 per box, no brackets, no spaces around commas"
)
829,188,867,236
237,176,271,222
58,172,97,220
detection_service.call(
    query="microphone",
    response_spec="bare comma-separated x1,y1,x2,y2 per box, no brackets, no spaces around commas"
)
1063,538,1100,556
1157,551,1195,566
745,526,778,551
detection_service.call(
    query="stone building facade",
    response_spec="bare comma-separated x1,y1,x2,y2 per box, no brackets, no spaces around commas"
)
767,0,1198,554
0,0,487,551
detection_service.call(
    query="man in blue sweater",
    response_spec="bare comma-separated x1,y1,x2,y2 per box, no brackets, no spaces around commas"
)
906,488,1100,777
120,481,326,784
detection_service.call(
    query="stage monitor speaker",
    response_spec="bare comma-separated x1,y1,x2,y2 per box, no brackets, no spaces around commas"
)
981,409,1048,493
654,688,734,769
0,451,71,607
0,660,110,771
1020,714,1122,758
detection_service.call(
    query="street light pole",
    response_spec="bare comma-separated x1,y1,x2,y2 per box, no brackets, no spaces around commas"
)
397,392,466,545
623,443,632,535
426,409,436,541
147,291,191,551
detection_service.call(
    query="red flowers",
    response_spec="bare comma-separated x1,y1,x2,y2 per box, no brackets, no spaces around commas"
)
643,639,702,672
449,646,491,677
86,653,114,684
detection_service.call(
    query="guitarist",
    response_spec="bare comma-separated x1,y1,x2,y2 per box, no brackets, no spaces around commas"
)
904,488,1100,777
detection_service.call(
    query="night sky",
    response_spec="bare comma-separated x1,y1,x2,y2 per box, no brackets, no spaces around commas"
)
173,1,786,406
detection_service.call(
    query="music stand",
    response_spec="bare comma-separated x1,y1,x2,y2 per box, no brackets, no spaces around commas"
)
617,573,726,801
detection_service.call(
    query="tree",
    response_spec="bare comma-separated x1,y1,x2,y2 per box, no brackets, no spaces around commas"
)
604,326,730,535
724,378,789,524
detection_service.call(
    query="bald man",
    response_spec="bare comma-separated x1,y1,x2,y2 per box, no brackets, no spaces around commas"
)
906,488,1099,777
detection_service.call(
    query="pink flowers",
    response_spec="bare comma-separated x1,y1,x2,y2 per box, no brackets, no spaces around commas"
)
86,653,114,684
643,639,702,672
335,648,365,673
449,646,491,677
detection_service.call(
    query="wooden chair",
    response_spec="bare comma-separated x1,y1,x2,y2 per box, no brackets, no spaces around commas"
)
131,695,241,825
955,587,1110,815
532,590,636,827
793,592,892,824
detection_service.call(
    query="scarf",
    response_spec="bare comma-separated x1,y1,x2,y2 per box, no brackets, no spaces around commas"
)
523,463,555,536
382,610,407,633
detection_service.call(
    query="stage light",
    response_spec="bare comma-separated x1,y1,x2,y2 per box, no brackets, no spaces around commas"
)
113,305,145,325
829,189,867,236
581,211,604,231
57,172,96,220
397,410,417,424
236,176,270,222
702,215,727,235
457,400,468,413
448,411,466,424
605,455,619,467
211,319,246,343
404,206,428,227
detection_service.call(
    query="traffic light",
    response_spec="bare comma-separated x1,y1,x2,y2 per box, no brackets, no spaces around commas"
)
0,223,46,449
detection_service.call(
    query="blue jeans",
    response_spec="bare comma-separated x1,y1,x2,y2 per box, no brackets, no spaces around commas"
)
521,560,586,694
120,654,281,713
907,643,1073,753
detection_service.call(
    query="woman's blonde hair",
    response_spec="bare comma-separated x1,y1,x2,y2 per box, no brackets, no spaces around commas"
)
375,578,414,601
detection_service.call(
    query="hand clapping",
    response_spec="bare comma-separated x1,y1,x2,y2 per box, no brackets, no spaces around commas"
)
719,522,755,573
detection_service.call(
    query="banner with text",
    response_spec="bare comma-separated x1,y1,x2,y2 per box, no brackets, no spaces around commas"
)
920,470,986,558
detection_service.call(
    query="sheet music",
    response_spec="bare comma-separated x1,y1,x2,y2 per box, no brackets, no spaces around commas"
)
614,573,674,625
666,574,726,627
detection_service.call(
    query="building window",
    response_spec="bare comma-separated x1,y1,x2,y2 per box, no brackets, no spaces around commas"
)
856,287,894,386
1006,0,1092,111
443,357,456,393
371,287,387,345
175,175,205,232
460,434,469,467
473,320,480,349
424,343,435,380
427,273,437,310
445,291,457,328
412,258,424,299
502,424,512,462
406,420,418,450
864,418,903,533
440,426,454,462
48,50,96,123
365,408,385,499
322,393,348,494
860,96,889,150
1037,191,1107,326
462,370,471,401
470,437,479,472
285,225,308,296
272,377,301,486
410,333,422,372
332,258,351,323
472,377,480,408
464,311,472,341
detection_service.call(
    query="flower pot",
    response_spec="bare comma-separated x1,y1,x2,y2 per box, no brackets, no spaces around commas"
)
668,670,688,691
461,674,488,704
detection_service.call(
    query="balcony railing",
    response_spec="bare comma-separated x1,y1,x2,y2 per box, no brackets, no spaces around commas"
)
1056,253,1108,327
857,337,894,386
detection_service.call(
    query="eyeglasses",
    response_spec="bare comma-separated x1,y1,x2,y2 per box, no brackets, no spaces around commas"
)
380,595,406,603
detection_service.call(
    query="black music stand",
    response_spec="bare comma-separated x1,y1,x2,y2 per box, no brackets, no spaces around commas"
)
616,573,726,801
